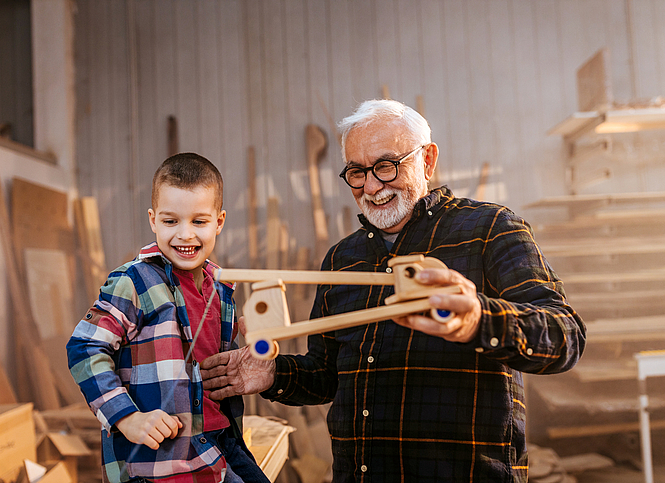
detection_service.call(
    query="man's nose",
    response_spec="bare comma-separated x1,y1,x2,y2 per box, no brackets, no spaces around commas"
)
363,171,384,195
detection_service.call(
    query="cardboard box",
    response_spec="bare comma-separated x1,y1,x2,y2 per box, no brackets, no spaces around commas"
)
37,432,91,482
0,403,36,482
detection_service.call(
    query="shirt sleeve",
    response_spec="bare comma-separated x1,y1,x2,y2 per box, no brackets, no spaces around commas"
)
261,259,340,405
66,271,142,431
468,207,586,374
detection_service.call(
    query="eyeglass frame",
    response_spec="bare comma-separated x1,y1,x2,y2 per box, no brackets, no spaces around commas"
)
338,144,427,189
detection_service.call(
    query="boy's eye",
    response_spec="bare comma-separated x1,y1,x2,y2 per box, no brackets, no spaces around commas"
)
193,219,208,225
163,219,177,225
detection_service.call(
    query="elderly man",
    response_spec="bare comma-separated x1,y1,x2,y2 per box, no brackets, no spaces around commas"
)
201,99,585,483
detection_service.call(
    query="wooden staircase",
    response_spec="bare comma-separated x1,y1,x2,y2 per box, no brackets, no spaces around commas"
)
523,193,665,453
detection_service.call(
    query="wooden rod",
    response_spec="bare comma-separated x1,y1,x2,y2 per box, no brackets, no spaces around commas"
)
247,298,435,342
215,267,394,286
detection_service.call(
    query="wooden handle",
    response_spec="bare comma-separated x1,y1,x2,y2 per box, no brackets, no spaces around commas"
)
306,124,329,254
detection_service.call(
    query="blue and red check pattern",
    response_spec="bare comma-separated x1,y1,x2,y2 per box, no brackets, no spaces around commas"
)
67,243,243,482
262,187,586,483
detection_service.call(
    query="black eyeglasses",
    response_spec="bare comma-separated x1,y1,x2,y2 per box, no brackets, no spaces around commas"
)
339,145,426,189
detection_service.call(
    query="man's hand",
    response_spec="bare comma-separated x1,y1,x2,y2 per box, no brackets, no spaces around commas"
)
200,316,276,400
115,410,182,450
393,268,482,343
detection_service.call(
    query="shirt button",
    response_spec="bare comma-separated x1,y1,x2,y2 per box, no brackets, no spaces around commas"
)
361,465,368,472
475,347,484,353
368,232,374,239
362,410,369,417
277,389,284,395
490,337,499,347
199,437,207,444
526,348,533,356
194,399,200,407
427,210,433,216
367,356,374,363
386,267,392,273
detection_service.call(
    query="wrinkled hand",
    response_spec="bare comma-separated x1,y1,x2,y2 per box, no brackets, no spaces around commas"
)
200,316,276,400
115,410,182,450
393,268,482,343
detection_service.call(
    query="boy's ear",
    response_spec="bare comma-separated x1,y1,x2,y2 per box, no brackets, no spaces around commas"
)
148,208,157,234
216,210,226,235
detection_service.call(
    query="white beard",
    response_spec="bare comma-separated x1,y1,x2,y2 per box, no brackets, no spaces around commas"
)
358,177,428,230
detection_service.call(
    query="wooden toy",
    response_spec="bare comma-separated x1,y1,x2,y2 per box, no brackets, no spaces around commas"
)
214,255,461,359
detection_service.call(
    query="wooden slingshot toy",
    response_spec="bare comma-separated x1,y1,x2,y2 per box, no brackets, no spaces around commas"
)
214,255,461,359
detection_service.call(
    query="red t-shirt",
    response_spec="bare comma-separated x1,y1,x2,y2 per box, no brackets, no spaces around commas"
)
174,268,231,433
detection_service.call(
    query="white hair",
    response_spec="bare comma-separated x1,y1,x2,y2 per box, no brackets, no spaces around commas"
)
337,99,432,162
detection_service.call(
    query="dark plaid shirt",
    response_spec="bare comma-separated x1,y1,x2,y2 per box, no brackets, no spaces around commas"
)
262,187,585,483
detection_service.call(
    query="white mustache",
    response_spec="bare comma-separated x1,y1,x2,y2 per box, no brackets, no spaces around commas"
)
362,188,397,204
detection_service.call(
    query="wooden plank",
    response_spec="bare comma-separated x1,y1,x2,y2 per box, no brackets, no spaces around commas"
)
0,183,60,410
74,196,107,304
0,361,17,404
524,191,665,209
247,146,259,269
24,248,75,340
548,419,665,440
266,197,281,270
576,48,613,112
11,178,73,272
539,236,665,257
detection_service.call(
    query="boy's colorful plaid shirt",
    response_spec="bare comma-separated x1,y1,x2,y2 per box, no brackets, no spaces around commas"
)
67,243,242,482
262,186,586,483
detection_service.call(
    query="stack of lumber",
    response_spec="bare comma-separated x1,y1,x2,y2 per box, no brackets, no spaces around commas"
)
0,178,107,411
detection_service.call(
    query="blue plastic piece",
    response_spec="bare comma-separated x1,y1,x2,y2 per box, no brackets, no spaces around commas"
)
254,339,270,355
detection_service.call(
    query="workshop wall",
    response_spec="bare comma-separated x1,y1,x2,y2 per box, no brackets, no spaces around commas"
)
73,0,665,270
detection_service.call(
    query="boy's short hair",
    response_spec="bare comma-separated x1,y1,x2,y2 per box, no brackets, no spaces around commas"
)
152,153,224,211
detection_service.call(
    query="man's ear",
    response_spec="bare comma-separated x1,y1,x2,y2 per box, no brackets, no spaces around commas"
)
423,143,439,181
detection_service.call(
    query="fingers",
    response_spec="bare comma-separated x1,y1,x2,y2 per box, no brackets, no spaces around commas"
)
238,315,247,337
200,351,230,371
201,374,231,391
208,385,238,401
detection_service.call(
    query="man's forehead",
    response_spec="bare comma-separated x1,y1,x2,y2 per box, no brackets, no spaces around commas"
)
345,121,413,162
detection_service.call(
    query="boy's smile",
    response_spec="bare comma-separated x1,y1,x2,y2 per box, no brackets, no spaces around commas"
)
148,184,225,286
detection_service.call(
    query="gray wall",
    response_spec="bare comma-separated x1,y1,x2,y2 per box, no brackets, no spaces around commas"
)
73,0,665,270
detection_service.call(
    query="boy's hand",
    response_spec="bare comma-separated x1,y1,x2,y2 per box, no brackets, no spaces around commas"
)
200,316,276,399
115,410,183,450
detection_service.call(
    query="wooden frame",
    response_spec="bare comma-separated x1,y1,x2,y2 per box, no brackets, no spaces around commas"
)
215,255,461,359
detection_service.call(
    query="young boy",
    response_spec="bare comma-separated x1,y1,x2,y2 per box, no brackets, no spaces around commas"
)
67,153,269,483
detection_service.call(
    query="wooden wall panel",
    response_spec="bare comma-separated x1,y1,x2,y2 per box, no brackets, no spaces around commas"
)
73,0,665,271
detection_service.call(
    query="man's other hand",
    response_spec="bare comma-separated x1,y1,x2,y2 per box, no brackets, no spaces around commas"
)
393,267,482,343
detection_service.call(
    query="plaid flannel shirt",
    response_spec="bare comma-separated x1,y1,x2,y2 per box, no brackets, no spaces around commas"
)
67,243,243,483
262,187,586,483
